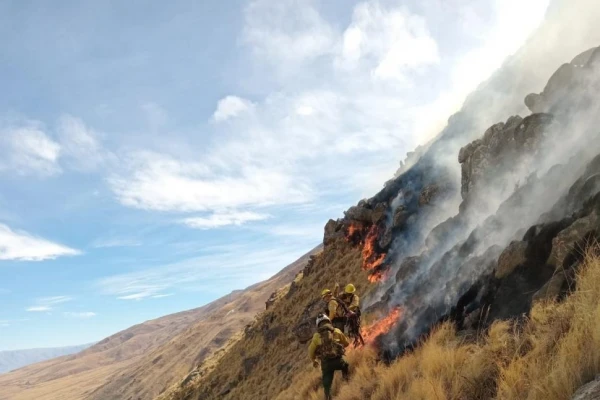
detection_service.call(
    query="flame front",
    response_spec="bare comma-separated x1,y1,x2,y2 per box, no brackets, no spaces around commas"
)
362,225,385,271
367,268,391,283
345,223,361,242
362,306,403,345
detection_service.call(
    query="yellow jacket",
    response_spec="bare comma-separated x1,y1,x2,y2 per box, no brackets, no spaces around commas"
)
327,299,345,320
345,294,360,312
308,327,350,361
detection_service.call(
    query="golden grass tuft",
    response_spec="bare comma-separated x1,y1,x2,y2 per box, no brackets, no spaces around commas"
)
282,246,600,400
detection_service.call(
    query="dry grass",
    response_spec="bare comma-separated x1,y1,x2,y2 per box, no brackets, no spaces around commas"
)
278,247,600,400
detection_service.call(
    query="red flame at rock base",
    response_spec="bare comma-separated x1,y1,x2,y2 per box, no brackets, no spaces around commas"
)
362,306,403,345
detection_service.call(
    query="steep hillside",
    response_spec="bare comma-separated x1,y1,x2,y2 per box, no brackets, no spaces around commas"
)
165,17,600,400
0,247,317,400
0,344,93,374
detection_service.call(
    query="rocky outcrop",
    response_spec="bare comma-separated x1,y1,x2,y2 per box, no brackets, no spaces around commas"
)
572,376,600,400
495,241,528,279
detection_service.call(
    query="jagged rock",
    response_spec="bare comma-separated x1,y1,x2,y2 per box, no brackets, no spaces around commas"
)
571,47,598,66
571,376,600,400
547,212,599,269
482,122,505,145
324,219,344,245
371,203,387,224
525,93,545,113
395,256,421,282
532,270,567,302
303,255,319,277
495,241,528,279
393,206,409,229
265,292,278,310
378,227,393,250
458,139,482,164
345,205,373,223
292,299,323,343
418,184,439,206
543,63,576,99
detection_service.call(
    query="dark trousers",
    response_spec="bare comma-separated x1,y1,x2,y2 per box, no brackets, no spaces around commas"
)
321,357,349,400
332,317,346,332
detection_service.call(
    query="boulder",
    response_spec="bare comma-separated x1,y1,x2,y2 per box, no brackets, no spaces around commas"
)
323,219,344,245
371,203,387,224
378,227,393,250
418,184,440,206
292,299,323,343
393,206,409,229
345,205,373,223
532,270,567,303
547,212,599,269
495,241,528,279
525,93,545,113
572,376,600,400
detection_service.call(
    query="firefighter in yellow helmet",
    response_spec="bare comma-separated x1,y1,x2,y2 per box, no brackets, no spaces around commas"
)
308,313,350,400
321,288,345,331
340,284,360,312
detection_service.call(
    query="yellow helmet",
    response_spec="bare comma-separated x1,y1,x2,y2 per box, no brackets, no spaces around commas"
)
344,284,356,294
321,289,332,297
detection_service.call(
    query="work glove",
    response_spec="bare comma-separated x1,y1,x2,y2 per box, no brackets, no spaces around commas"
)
312,360,319,368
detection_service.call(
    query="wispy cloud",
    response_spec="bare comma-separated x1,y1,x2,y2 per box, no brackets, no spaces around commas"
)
0,318,28,327
0,123,61,176
56,114,110,172
92,237,142,249
181,211,270,229
27,296,73,312
152,293,173,299
63,312,96,319
97,244,306,300
0,224,81,261
26,306,52,312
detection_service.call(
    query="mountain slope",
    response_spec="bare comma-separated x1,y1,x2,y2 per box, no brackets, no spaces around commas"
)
0,247,318,400
0,344,93,375
163,2,600,397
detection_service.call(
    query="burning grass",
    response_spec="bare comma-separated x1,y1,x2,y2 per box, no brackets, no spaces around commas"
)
361,307,403,345
277,246,600,400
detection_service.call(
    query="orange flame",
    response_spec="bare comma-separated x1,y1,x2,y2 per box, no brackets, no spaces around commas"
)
362,225,386,272
345,223,361,242
368,268,391,283
362,307,403,345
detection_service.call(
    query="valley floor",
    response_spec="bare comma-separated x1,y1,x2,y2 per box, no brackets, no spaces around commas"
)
278,246,600,400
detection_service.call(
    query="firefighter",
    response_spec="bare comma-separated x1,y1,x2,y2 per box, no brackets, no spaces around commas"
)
308,313,350,400
340,284,360,313
321,289,346,331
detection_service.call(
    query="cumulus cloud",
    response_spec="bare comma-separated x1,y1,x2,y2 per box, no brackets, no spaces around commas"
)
242,0,336,73
108,151,313,212
182,211,270,229
0,224,81,261
339,2,440,81
212,96,254,122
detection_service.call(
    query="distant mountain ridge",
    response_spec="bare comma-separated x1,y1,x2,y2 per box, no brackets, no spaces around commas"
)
0,344,94,374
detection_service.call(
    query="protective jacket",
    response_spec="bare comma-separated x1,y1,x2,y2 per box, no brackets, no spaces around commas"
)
308,325,350,362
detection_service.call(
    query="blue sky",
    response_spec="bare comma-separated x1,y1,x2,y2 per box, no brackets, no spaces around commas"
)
0,0,549,351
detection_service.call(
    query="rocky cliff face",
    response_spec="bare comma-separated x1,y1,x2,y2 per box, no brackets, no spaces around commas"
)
167,42,600,400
